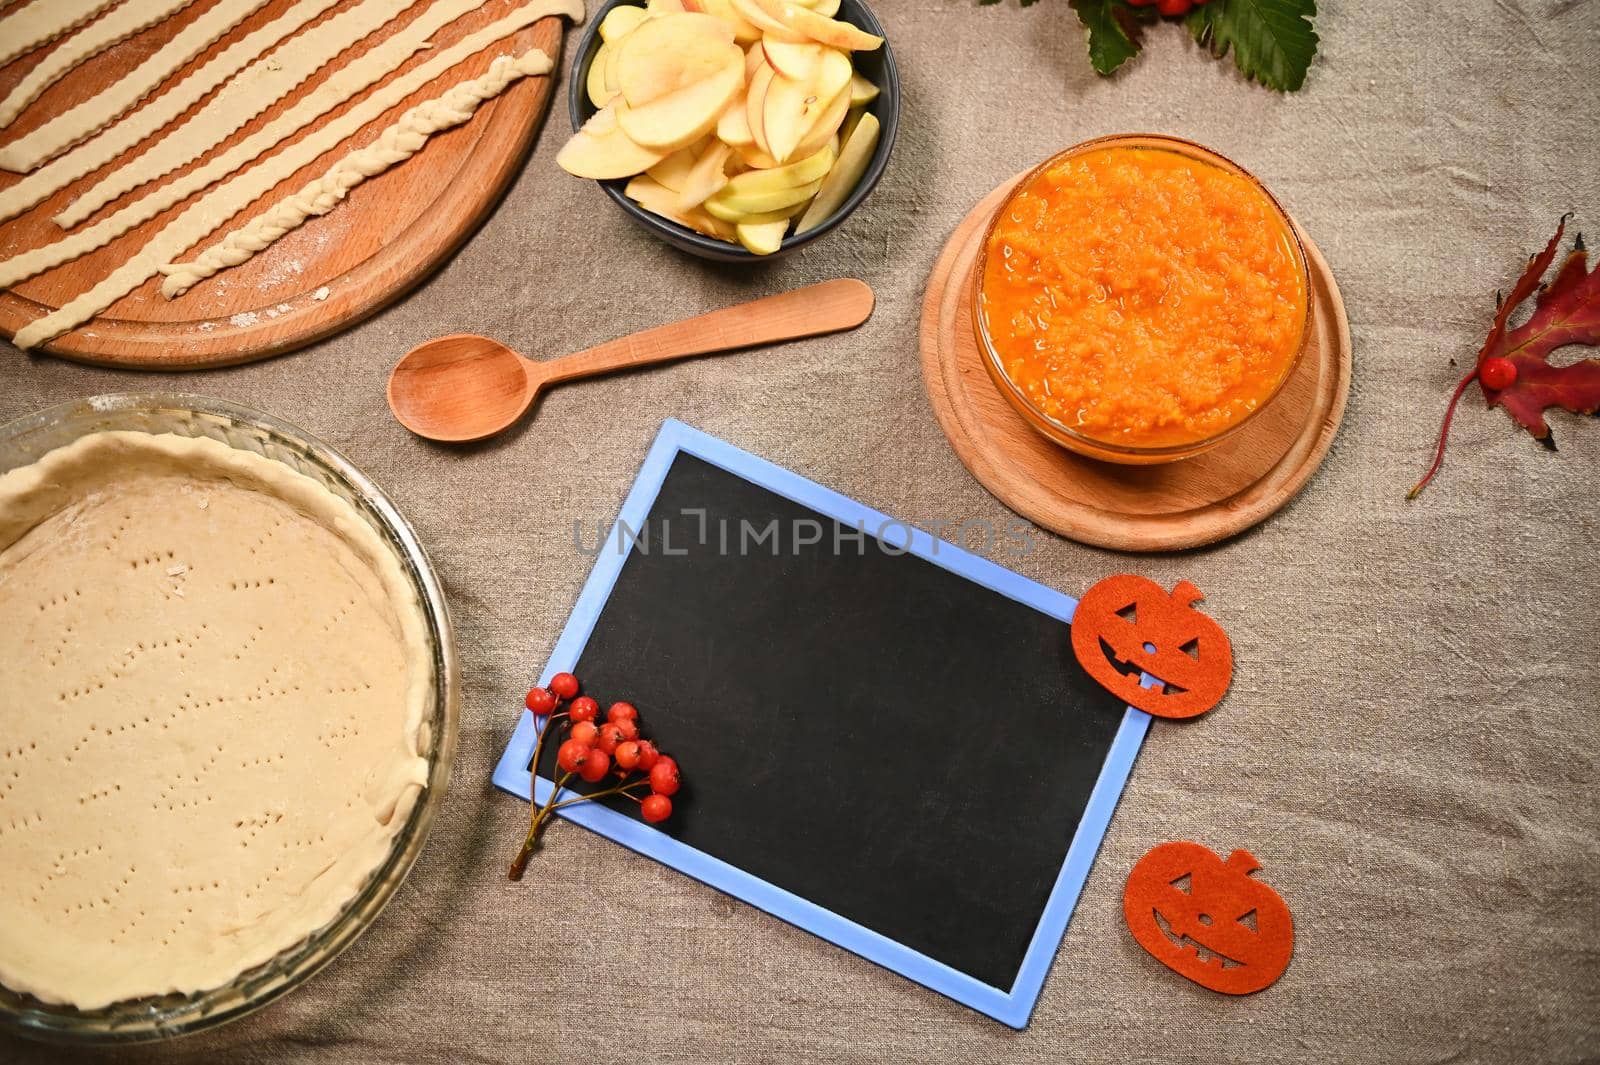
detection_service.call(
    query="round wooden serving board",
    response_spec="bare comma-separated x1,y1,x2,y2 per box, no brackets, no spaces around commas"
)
920,176,1352,553
0,1,566,369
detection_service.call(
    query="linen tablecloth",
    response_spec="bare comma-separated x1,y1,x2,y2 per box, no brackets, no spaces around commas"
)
3,1,1597,1060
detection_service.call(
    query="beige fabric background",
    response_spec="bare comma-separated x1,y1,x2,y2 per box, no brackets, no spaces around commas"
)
4,0,1599,1060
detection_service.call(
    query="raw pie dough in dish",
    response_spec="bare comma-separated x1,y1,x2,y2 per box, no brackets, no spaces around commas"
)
0,432,431,1010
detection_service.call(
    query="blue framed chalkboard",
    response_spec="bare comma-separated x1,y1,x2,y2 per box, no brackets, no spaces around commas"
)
493,419,1149,1027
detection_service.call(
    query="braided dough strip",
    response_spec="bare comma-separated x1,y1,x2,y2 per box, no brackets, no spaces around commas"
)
12,0,583,349
51,0,418,221
162,51,554,298
0,0,502,289
0,0,121,68
0,0,304,225
0,0,203,134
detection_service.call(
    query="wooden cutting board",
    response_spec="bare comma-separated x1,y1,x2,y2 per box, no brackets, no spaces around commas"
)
0,0,566,369
920,175,1353,553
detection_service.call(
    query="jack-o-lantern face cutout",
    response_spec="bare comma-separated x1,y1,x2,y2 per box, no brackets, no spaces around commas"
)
1070,574,1232,719
1124,841,1293,995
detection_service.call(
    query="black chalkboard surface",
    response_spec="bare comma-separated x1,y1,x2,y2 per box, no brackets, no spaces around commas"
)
495,422,1147,1026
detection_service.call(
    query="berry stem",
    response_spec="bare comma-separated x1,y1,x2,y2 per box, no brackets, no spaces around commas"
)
508,702,570,880
523,705,567,795
1408,366,1478,500
508,771,572,880
546,777,651,812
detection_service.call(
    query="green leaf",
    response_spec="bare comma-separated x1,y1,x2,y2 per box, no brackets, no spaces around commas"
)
1187,0,1318,92
1069,0,1141,76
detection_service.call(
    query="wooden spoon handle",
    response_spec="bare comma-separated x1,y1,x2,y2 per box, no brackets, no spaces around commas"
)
534,278,874,387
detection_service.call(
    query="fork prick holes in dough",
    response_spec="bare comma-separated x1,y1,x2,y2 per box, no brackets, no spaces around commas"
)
0,434,430,1007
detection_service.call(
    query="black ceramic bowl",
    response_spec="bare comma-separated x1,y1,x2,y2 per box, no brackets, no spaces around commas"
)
568,0,899,262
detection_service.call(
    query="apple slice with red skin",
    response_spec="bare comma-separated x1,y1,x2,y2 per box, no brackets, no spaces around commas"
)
763,38,823,80
747,0,882,51
786,81,848,161
761,48,849,163
744,61,775,156
730,0,807,41
698,0,762,42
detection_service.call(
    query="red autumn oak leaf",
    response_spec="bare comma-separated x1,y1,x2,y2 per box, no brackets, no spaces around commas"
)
1410,217,1600,497
1488,228,1600,438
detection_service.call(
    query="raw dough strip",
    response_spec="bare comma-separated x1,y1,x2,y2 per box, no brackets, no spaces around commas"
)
162,52,553,297
12,0,583,349
51,0,419,220
0,0,121,68
0,0,302,225
0,0,203,134
0,0,514,289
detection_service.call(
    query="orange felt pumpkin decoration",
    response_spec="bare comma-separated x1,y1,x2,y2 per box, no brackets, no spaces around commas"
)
1070,574,1232,719
1123,841,1293,995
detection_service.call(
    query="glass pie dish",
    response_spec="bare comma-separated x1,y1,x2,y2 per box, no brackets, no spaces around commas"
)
0,393,459,1044
973,133,1314,465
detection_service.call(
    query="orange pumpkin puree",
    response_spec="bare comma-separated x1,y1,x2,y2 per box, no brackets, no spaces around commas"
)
979,145,1308,450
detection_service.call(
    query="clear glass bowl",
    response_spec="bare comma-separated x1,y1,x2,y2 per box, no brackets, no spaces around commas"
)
0,393,459,1045
973,133,1313,465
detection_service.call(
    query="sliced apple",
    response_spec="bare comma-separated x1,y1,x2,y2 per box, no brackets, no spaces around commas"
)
762,48,849,162
811,46,855,99
617,45,743,150
848,71,878,106
763,39,822,80
788,4,882,50
787,81,849,160
603,38,623,92
564,0,879,253
759,72,808,163
736,142,780,169
626,175,738,239
599,4,649,42
690,208,740,241
558,103,671,179
705,176,823,219
697,0,762,43
646,144,700,191
717,92,754,145
795,110,877,233
837,104,864,149
722,198,809,225
729,0,807,41
616,13,737,107
678,140,733,209
744,61,774,155
736,219,788,255
748,0,882,51
718,142,834,196
587,42,618,108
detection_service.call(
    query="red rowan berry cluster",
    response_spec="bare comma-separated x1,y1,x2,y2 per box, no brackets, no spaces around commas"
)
508,672,681,880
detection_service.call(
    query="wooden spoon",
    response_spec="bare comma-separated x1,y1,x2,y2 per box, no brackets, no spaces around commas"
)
387,278,875,442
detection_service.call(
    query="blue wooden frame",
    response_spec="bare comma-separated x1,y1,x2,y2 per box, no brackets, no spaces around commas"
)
493,419,1150,1028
